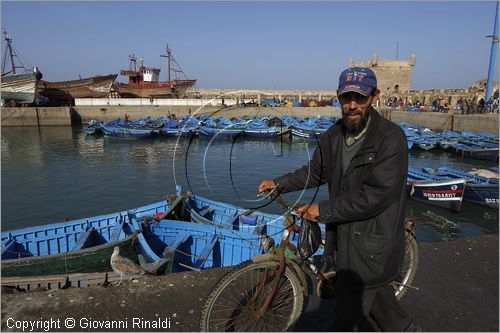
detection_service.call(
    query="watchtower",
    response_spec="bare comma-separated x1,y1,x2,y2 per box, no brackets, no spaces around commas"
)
349,53,416,96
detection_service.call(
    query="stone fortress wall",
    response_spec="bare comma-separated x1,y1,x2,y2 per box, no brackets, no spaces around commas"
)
195,53,498,110
349,53,416,97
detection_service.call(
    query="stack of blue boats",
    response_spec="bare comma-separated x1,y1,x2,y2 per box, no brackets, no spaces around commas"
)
1,187,324,280
398,122,499,161
85,116,498,161
84,115,340,140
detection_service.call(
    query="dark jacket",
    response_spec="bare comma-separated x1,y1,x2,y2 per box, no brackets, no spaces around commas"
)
274,107,408,288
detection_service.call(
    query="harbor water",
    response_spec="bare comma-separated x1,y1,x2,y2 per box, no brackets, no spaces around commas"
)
1,126,498,242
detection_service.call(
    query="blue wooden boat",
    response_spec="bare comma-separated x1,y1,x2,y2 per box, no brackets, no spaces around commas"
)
160,117,198,138
84,120,105,135
244,117,290,138
1,196,181,277
178,189,325,251
423,167,499,208
441,129,462,142
198,117,245,139
478,132,499,144
407,168,465,212
407,134,437,150
290,124,326,139
403,128,436,150
101,124,157,138
418,128,455,149
130,217,267,272
198,126,244,139
84,118,127,136
289,117,333,139
451,142,499,162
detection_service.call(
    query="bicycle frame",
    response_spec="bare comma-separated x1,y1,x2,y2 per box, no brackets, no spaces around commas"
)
251,192,335,317
252,190,418,315
200,191,419,331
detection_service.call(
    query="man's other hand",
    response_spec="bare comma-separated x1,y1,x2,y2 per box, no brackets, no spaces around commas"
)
297,204,320,222
258,179,277,195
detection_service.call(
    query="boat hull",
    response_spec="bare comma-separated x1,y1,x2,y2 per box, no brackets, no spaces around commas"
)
1,235,139,278
244,127,290,138
198,126,244,139
290,125,324,139
464,183,499,208
1,197,175,277
1,73,38,104
114,79,196,98
134,219,264,272
101,125,155,138
407,179,465,212
453,144,499,162
183,192,324,249
38,74,118,100
160,127,197,138
423,167,499,208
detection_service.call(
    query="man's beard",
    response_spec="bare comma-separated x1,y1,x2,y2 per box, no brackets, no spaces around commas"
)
342,110,369,136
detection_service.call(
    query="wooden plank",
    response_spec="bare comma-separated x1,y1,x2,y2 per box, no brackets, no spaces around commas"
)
0,271,136,291
193,234,218,268
72,228,95,251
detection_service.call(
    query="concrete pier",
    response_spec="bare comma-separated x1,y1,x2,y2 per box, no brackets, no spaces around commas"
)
1,106,498,134
1,235,498,331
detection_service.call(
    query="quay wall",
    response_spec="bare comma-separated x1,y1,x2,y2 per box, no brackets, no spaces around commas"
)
1,106,498,134
1,107,72,127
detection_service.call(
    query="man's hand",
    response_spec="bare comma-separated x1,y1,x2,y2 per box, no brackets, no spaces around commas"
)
296,204,319,222
258,179,277,195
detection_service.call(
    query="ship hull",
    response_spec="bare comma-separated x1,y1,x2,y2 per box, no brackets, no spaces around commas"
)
39,74,118,100
114,79,196,98
1,73,38,104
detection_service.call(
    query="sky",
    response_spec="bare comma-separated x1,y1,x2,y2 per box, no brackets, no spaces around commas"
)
1,1,499,90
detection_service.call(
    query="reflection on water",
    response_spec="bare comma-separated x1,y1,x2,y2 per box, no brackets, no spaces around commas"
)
406,200,498,242
407,202,460,241
1,126,498,243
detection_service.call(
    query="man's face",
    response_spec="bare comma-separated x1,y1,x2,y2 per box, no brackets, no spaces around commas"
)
338,91,376,135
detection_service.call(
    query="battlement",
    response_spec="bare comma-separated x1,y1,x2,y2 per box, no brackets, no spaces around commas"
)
350,53,416,95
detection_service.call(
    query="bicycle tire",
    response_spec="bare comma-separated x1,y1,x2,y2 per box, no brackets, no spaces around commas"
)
393,229,419,300
200,260,305,332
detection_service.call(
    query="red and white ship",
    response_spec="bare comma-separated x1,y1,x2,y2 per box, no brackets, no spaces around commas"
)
113,45,196,98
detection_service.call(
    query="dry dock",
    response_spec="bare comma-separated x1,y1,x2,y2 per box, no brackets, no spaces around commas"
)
1,234,498,332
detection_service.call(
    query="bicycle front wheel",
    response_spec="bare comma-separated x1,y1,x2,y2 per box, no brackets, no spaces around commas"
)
200,260,305,332
393,229,419,300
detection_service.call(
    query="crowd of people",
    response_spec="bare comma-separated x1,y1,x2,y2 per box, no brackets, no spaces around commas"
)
454,92,499,114
380,89,499,114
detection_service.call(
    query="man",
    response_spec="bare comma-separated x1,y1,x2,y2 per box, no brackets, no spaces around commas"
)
258,67,417,331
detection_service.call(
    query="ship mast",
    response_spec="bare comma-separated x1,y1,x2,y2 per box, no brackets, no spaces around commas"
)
128,54,137,72
2,28,24,75
160,44,188,82
160,44,172,82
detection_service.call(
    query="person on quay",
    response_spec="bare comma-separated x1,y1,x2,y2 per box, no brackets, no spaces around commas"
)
258,67,420,331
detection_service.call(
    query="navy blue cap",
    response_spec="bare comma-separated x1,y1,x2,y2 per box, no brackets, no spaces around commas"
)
337,67,377,97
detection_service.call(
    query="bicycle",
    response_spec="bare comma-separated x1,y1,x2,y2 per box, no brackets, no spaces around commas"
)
200,191,418,331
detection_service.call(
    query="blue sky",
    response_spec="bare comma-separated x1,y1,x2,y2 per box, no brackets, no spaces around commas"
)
2,1,498,90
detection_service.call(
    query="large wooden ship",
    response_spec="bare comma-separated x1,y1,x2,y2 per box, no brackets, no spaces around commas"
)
38,74,118,102
113,46,196,98
1,29,43,106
